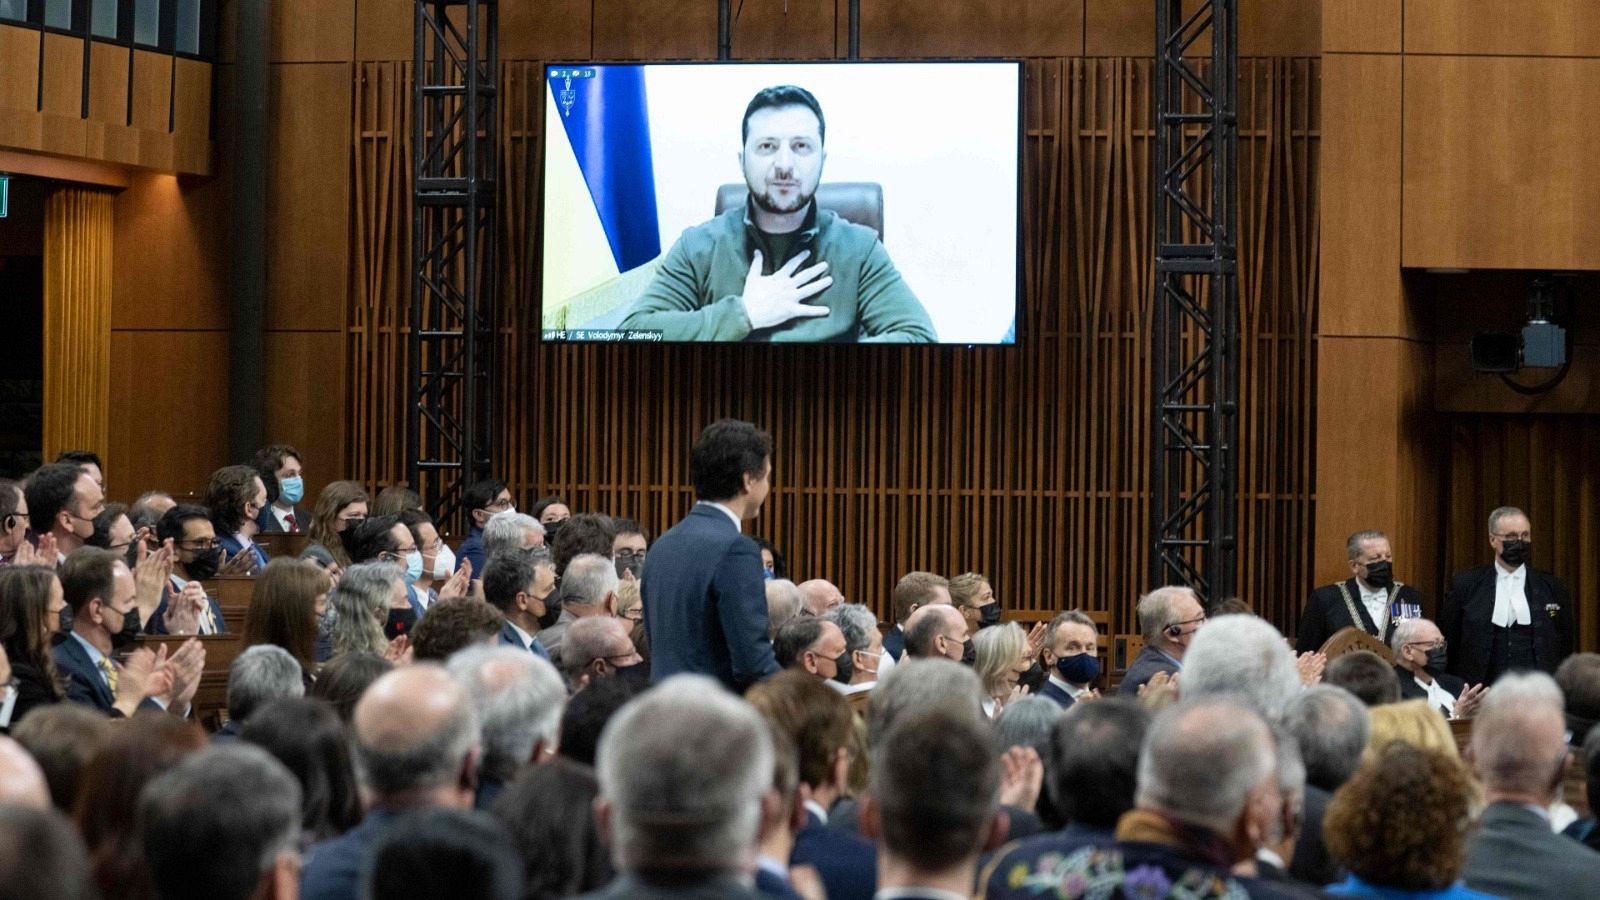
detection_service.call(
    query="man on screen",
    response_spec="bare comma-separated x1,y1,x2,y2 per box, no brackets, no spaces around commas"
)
619,85,938,343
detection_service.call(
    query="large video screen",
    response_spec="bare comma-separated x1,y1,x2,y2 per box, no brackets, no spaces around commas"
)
539,61,1021,345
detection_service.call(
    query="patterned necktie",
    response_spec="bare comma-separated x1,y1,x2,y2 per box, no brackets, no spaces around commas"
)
285,512,297,533
97,657,117,693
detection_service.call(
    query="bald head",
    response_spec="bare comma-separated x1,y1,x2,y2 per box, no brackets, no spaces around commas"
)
0,737,49,810
904,604,967,661
797,579,844,617
563,615,641,681
353,664,480,805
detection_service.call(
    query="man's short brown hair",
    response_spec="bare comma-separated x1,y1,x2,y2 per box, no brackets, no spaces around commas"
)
891,571,950,624
746,670,856,791
411,599,504,662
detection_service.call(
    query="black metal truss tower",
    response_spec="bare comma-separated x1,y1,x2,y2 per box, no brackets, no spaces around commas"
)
1150,0,1239,604
410,0,498,534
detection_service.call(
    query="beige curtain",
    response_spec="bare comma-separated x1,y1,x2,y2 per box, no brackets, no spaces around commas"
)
42,186,114,462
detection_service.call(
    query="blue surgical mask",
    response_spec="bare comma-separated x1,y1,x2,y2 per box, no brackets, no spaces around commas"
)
279,475,305,505
762,567,775,581
404,550,424,583
1056,652,1100,685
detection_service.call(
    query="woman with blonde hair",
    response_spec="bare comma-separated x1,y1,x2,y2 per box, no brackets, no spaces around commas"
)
1364,699,1461,762
324,562,402,661
974,621,1031,718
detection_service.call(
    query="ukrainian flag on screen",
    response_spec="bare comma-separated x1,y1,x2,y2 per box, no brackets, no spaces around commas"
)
542,65,662,311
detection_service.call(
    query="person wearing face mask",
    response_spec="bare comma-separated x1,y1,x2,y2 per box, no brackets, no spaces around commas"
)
902,603,974,665
755,536,786,581
1118,586,1206,696
150,505,228,635
0,566,68,729
1038,610,1102,709
25,461,105,561
1295,529,1424,654
560,615,647,692
252,444,308,534
342,515,427,635
398,509,459,606
455,478,516,577
539,553,620,663
950,571,1003,637
824,603,889,699
1391,617,1489,720
480,548,556,661
205,464,270,572
86,503,140,568
52,549,198,717
1442,506,1573,687
773,617,850,686
530,495,571,541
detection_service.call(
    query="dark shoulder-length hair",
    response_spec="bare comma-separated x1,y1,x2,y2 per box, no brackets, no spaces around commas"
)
244,557,331,673
240,697,362,842
0,566,62,697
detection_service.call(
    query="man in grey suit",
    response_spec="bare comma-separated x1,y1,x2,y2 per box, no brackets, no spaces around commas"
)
580,675,771,900
1117,586,1206,696
1462,671,1600,898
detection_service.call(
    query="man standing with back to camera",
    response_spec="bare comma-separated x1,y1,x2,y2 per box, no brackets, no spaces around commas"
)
644,419,781,691
620,85,937,343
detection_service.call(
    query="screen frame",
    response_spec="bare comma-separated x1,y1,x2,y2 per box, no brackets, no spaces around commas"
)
533,57,1026,349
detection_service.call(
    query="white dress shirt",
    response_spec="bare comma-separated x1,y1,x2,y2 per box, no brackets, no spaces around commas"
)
506,621,538,653
1047,674,1092,700
271,504,299,532
1492,564,1532,627
1358,581,1390,635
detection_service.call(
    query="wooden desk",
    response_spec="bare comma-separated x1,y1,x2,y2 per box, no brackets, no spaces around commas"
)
132,633,245,731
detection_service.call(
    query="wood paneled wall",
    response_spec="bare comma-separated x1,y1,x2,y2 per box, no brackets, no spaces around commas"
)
345,56,1322,638
0,26,212,174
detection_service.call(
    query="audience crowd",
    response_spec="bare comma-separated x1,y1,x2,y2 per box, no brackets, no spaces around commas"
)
0,430,1596,900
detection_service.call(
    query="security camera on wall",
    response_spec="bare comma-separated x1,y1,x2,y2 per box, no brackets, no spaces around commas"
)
1469,274,1569,377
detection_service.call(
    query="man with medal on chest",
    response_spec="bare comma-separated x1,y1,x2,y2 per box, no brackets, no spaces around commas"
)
1296,530,1423,654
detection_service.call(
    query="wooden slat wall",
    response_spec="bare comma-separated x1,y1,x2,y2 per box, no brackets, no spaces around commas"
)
347,58,1321,642
42,186,115,463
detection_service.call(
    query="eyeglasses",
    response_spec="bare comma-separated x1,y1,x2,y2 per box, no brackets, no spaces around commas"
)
482,498,515,513
621,609,644,622
615,549,647,560
1404,639,1447,652
178,539,219,552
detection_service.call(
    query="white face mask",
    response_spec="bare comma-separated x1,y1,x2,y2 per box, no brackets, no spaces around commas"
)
876,647,896,677
432,544,457,581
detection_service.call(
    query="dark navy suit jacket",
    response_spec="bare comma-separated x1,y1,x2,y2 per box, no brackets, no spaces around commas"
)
52,637,160,716
218,532,270,569
498,619,551,662
255,504,307,534
754,866,804,900
1037,680,1077,709
150,582,228,635
642,505,778,691
882,624,905,662
1116,645,1180,696
301,809,396,900
455,526,486,577
791,810,876,900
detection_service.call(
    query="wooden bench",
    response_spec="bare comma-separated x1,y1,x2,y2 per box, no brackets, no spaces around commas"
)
255,532,311,560
132,633,246,731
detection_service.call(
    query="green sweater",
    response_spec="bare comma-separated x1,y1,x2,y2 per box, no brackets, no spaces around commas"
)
619,204,937,342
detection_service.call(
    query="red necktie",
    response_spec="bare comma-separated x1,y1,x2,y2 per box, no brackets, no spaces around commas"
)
285,513,297,533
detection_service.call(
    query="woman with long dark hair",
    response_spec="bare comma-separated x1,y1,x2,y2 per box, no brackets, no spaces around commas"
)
243,557,331,684
0,565,66,729
240,697,362,843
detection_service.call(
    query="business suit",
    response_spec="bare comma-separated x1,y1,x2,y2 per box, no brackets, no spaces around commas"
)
1395,666,1466,716
1037,679,1077,709
2,661,60,731
218,532,270,569
1441,563,1572,685
1288,784,1338,887
882,624,905,662
1296,578,1425,654
498,619,551,662
753,866,804,900
52,637,160,716
577,875,765,900
455,526,486,577
255,503,307,534
791,810,876,900
301,809,397,900
150,579,228,635
1462,802,1600,899
1116,645,1179,696
643,504,778,691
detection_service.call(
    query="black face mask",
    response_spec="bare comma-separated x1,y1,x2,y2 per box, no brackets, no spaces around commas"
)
384,607,417,641
1500,540,1532,568
832,649,855,685
615,555,645,581
58,606,74,637
978,603,1002,629
536,597,561,631
1363,560,1394,590
542,519,565,540
1425,646,1448,672
110,605,142,651
960,638,976,667
185,547,222,582
612,660,652,693
1017,660,1047,693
